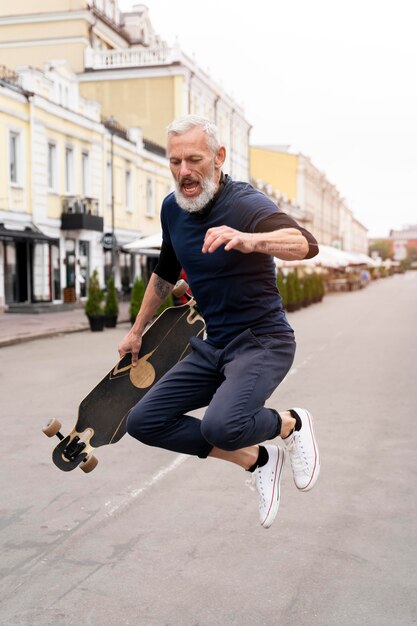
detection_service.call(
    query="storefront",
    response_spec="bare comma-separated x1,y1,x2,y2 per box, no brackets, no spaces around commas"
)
0,225,60,307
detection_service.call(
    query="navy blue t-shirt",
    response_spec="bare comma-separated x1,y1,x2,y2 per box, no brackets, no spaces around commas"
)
160,176,293,347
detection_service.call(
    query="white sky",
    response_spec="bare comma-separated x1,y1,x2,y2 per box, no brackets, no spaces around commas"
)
118,0,417,237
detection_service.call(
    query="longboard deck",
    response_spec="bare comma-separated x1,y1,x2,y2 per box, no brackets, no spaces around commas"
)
51,301,205,471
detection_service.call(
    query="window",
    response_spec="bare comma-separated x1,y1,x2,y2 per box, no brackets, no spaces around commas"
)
79,240,90,298
65,147,74,193
51,244,61,301
82,151,90,197
146,177,154,216
120,251,132,293
48,142,57,191
9,131,20,185
4,242,17,303
125,169,132,211
33,243,50,302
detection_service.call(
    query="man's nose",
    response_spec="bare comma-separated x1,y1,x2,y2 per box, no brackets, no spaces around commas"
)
179,161,192,177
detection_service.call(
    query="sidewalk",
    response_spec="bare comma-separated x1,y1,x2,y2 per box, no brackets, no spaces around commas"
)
0,301,131,348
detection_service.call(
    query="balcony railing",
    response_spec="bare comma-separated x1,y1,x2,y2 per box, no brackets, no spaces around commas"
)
61,196,103,232
84,44,182,70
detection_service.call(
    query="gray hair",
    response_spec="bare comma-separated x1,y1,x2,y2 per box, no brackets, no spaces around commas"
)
167,115,221,155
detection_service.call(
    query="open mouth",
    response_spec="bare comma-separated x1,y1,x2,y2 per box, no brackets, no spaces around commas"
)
181,178,200,197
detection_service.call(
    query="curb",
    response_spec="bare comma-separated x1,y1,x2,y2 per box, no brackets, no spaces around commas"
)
0,316,131,348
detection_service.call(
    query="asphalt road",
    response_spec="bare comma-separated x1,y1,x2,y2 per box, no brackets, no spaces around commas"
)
1,273,416,626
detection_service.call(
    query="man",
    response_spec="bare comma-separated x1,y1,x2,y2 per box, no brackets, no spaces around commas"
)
118,115,320,529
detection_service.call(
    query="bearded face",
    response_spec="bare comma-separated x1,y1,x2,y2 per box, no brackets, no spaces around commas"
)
167,125,225,214
173,170,217,213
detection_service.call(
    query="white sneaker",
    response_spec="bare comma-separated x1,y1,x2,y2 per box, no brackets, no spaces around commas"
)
252,445,286,529
283,408,320,491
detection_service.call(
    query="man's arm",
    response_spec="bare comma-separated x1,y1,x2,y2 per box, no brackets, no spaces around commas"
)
118,241,181,365
202,226,311,260
202,211,318,261
118,273,175,366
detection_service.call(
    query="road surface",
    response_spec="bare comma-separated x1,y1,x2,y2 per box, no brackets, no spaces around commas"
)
1,273,416,625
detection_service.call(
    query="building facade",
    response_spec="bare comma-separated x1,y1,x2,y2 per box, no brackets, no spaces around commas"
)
250,145,368,254
0,62,170,309
0,1,252,309
369,225,417,263
0,1,251,180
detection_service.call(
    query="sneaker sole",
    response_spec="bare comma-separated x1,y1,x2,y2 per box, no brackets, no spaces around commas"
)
292,408,320,492
261,447,286,529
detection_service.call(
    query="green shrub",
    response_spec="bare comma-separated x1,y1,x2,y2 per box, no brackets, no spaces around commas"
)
104,276,119,317
285,271,297,311
293,270,302,309
301,275,313,307
129,277,145,321
84,269,104,317
313,273,325,301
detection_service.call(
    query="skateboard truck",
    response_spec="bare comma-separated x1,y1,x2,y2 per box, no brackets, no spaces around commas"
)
43,419,98,472
62,435,87,461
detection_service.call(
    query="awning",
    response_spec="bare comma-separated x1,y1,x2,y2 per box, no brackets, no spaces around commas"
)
124,232,163,253
276,245,379,269
0,225,59,244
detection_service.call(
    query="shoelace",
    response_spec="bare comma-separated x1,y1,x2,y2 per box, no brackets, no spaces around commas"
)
246,474,256,491
287,433,309,473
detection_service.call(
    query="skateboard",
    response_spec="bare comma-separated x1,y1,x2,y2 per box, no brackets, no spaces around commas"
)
42,282,205,473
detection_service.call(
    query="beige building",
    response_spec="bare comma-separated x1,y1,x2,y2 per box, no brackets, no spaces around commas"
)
250,145,368,254
0,1,251,180
0,1,253,309
0,62,170,309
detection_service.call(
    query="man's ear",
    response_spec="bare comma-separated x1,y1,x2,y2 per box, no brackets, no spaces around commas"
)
214,146,226,169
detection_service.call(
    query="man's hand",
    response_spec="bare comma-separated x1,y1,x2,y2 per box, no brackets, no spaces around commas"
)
118,329,142,367
202,226,255,254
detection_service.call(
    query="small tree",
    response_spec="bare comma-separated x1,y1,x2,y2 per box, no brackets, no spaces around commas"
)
104,276,119,327
285,271,297,311
84,269,104,317
293,270,302,310
104,277,119,317
301,274,314,307
129,277,145,323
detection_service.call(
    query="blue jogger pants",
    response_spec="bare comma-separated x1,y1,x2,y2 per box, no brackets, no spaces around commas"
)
127,328,296,458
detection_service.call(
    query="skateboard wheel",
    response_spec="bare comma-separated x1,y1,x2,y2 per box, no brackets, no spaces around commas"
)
80,455,98,473
42,418,62,437
173,279,189,297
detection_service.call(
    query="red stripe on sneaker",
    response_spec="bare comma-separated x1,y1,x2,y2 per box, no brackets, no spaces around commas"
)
300,410,319,491
262,448,284,527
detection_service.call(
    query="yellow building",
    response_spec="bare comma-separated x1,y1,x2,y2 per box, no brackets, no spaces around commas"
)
0,62,170,309
0,1,251,180
0,1,254,309
251,145,368,254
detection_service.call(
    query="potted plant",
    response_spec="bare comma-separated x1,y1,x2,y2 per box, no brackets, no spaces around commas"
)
314,273,325,302
301,274,313,307
285,271,297,312
104,276,119,328
129,277,145,325
84,269,105,331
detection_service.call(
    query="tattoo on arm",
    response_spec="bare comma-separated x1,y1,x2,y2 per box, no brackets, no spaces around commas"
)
154,276,171,300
